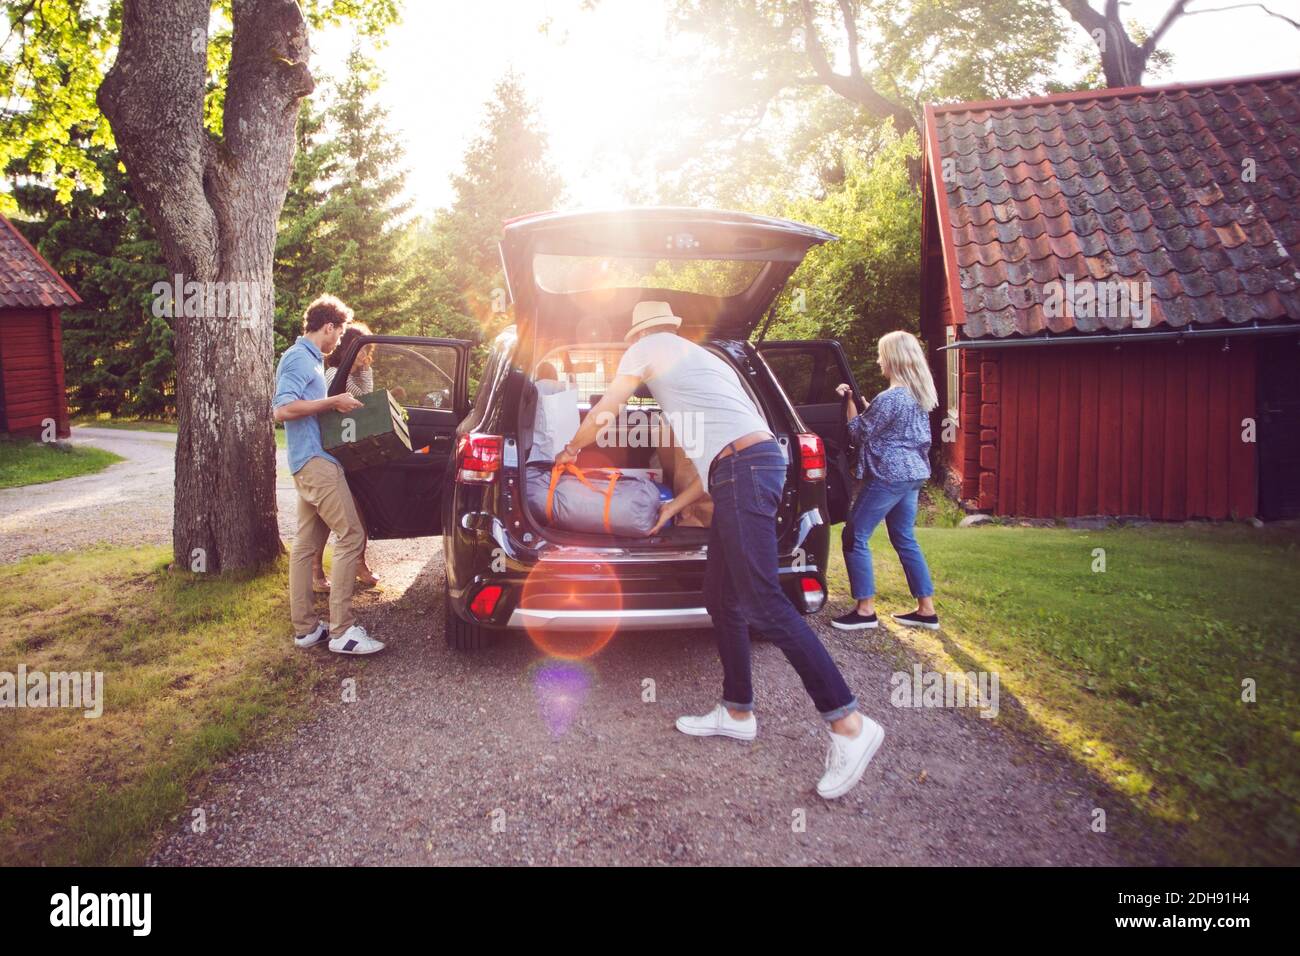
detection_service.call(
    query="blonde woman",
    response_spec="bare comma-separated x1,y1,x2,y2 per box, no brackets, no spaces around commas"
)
832,331,940,631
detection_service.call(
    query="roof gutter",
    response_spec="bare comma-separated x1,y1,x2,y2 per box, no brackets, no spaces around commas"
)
940,322,1300,350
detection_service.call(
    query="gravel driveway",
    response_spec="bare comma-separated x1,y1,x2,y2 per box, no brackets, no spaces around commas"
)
150,540,1167,867
7,428,1166,865
0,426,297,564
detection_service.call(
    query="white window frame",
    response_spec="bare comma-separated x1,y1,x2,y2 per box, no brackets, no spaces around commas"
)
945,326,960,422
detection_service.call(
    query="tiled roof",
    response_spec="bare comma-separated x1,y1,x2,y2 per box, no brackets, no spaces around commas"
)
0,213,80,309
925,72,1300,339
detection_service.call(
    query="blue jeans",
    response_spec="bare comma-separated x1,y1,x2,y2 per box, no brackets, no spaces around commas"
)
842,476,935,600
703,440,858,722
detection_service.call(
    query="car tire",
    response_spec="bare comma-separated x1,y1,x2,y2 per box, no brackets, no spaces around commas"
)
444,577,495,651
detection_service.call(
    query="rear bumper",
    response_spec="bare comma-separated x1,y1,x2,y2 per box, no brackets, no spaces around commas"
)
446,509,830,632
460,563,824,633
506,605,712,631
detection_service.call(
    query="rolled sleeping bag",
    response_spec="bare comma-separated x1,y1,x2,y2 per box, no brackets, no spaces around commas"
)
526,464,662,536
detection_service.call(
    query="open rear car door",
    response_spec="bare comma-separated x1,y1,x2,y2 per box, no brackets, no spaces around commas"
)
327,335,472,539
755,339,862,523
498,208,837,345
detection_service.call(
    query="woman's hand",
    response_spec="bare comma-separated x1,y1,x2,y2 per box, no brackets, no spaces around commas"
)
837,383,861,424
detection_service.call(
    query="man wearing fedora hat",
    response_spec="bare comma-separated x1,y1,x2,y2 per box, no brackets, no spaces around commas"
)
555,300,885,799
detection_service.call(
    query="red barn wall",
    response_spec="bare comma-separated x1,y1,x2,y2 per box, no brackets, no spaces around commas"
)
0,308,70,439
976,339,1257,520
969,350,999,509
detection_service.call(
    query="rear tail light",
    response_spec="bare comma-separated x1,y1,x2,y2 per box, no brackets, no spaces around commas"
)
457,433,502,483
469,583,504,619
800,576,826,613
797,433,826,481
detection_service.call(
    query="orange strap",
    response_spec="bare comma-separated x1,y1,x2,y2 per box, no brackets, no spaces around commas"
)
546,463,621,534
600,469,621,534
547,462,589,522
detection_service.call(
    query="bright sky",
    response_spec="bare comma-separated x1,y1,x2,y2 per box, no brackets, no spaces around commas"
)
311,0,1300,215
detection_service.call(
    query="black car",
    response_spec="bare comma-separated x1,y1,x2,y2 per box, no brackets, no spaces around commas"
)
327,208,864,650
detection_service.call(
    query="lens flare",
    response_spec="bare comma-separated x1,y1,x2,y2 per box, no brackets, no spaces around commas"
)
520,561,622,659
532,659,592,737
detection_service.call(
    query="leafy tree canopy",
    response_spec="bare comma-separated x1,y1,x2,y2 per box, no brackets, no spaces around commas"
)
0,0,399,211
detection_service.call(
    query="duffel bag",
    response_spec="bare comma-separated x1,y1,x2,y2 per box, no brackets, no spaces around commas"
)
525,463,662,536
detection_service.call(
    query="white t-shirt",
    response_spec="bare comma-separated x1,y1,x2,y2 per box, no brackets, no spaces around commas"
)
615,331,771,480
323,366,373,399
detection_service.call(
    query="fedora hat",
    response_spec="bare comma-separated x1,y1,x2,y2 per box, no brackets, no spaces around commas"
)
625,300,683,342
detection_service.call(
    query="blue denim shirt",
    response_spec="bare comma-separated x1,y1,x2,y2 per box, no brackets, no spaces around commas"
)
847,386,931,482
274,336,340,475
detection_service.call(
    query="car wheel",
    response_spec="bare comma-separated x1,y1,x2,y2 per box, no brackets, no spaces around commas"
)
443,577,495,651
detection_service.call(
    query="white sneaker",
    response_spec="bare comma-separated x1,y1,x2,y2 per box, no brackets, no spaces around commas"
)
294,621,328,648
675,703,757,741
328,624,385,655
817,715,885,799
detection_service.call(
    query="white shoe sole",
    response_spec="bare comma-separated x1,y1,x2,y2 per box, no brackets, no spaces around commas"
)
817,721,885,800
329,639,385,655
831,619,879,631
675,718,757,741
294,628,328,648
891,617,940,630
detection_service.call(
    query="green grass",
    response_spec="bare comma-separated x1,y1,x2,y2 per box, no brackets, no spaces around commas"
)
0,438,123,488
71,414,177,433
826,509,1300,865
916,482,967,528
0,546,341,865
73,415,287,448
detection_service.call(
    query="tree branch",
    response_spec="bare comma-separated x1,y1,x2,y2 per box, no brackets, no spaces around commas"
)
1059,0,1108,34
1058,0,1153,86
1184,1,1300,28
97,0,219,279
834,0,861,80
798,0,915,136
1141,0,1192,55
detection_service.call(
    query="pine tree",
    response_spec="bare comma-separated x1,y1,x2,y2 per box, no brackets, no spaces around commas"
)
385,215,476,341
8,143,172,418
276,46,467,340
323,46,414,329
274,93,340,351
445,71,564,342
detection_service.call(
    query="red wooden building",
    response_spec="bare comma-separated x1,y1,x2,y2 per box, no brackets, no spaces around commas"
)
920,71,1300,521
0,213,80,439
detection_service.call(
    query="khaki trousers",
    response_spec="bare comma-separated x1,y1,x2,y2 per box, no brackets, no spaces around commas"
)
290,456,365,636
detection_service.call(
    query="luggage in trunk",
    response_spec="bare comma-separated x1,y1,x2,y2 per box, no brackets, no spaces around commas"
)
320,388,412,471
525,463,662,537
526,380,580,464
662,441,713,527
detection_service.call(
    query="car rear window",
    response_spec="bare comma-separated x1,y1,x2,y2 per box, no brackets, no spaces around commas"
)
533,254,764,297
536,346,652,406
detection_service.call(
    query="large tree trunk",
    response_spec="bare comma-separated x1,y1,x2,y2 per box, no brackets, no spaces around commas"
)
1059,0,1190,88
98,0,313,572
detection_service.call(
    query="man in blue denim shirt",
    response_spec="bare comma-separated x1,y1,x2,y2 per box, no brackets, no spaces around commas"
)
272,295,385,656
